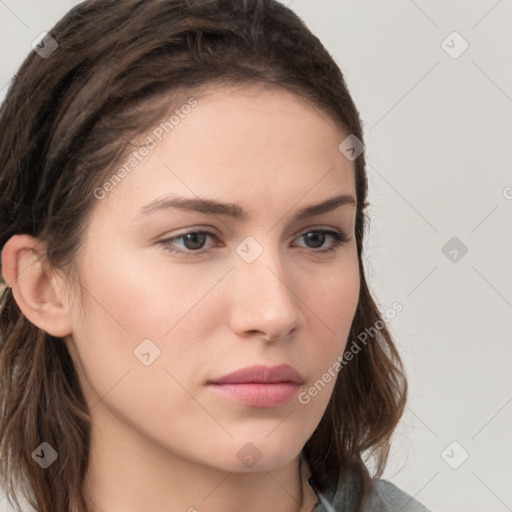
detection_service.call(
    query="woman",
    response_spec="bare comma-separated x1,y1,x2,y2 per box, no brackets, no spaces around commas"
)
0,1,431,511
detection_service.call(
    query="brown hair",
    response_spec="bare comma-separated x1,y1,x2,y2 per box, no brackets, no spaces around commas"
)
0,1,407,511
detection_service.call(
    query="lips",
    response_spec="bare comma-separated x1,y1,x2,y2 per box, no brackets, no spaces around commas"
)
207,364,305,385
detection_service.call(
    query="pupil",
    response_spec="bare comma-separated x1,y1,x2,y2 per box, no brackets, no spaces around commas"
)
185,233,206,250
305,232,324,248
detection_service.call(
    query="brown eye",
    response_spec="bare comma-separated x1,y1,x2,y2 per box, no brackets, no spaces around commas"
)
160,230,218,256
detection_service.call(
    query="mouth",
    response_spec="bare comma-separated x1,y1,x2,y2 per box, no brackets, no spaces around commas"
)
206,364,304,408
207,382,302,408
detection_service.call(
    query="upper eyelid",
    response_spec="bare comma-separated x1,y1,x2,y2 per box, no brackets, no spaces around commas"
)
167,225,347,239
164,227,349,247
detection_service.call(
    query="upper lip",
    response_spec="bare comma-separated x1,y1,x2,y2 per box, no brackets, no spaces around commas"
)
208,364,304,385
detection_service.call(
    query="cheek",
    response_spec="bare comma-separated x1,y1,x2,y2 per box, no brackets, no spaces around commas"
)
308,256,360,344
66,259,221,449
76,239,227,337
67,250,229,399
298,256,360,401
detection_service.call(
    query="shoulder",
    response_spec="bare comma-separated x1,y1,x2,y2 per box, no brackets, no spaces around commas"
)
363,479,432,512
307,462,432,512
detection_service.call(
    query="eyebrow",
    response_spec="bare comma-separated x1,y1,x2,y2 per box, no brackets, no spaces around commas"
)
139,193,357,220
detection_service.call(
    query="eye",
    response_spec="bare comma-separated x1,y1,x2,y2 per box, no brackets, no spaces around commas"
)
161,230,216,255
296,230,350,252
158,229,351,257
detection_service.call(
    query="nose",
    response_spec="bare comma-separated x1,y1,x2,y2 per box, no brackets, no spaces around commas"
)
228,243,302,342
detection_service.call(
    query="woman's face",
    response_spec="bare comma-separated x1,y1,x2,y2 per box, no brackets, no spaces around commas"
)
65,85,360,473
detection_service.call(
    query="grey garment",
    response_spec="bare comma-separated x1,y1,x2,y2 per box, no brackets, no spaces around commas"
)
308,471,431,512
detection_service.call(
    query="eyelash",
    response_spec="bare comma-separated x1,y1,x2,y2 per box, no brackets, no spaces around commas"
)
159,229,351,258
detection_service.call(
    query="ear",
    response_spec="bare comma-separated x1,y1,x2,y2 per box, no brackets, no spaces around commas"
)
1,234,73,338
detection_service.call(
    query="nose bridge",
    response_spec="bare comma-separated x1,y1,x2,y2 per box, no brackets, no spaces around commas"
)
229,235,301,338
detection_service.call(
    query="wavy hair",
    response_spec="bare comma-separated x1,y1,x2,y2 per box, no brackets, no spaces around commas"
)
0,1,407,510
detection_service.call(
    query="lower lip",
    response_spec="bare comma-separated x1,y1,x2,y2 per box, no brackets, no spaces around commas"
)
207,382,301,408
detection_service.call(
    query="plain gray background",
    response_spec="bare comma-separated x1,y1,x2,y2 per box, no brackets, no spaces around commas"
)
1,1,511,511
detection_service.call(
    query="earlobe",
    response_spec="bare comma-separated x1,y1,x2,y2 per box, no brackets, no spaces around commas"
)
1,234,73,338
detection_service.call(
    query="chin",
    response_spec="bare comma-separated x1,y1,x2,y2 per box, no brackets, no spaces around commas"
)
214,437,303,473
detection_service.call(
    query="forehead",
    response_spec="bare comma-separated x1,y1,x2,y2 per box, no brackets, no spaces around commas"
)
93,85,357,220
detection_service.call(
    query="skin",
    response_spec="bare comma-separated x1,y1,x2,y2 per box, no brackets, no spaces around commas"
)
1,85,360,512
